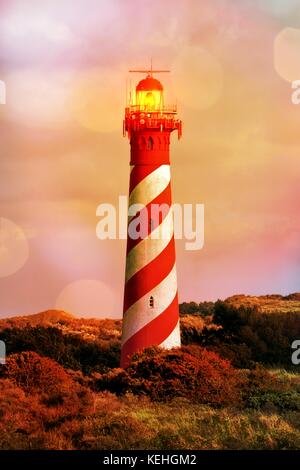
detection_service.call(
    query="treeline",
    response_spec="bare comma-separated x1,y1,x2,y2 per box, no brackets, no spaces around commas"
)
182,301,300,368
1,299,300,372
0,326,120,374
179,301,214,316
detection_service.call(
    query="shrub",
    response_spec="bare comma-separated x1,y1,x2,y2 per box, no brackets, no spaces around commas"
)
96,347,242,406
1,326,120,374
210,342,254,369
180,315,206,343
210,301,300,367
0,379,44,449
241,366,300,411
1,352,93,425
179,301,215,316
179,302,200,315
213,301,253,333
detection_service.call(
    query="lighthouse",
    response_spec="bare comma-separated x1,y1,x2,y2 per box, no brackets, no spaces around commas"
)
121,68,182,368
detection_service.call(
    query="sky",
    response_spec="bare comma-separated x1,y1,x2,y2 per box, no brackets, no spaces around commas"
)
0,0,300,318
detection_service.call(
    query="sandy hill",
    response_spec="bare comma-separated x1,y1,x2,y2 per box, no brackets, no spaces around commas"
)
0,310,75,328
225,293,300,313
0,310,122,341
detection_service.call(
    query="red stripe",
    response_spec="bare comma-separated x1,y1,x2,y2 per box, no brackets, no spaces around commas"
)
123,237,176,312
126,183,172,254
121,292,179,368
129,165,162,194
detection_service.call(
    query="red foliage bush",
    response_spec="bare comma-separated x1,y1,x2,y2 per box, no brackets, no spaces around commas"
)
3,351,71,394
97,346,242,406
0,379,47,449
1,352,93,425
208,342,253,369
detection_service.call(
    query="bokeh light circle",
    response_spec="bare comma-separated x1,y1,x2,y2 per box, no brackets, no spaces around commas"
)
56,279,116,318
274,27,300,82
0,218,29,278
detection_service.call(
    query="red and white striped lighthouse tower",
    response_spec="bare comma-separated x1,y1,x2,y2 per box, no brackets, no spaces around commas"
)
121,67,182,368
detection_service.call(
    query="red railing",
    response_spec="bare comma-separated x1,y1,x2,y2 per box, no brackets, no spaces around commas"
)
127,104,177,114
123,113,182,140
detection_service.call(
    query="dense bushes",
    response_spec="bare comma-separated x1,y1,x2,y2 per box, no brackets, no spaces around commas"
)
180,301,300,368
0,345,299,450
0,352,93,426
212,301,300,367
0,297,300,450
2,298,300,371
0,379,45,449
240,367,300,412
94,347,300,412
96,347,242,406
1,326,120,373
180,301,214,316
3,351,72,394
1,348,299,417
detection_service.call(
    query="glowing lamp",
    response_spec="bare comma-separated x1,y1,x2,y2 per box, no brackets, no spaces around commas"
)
135,75,163,111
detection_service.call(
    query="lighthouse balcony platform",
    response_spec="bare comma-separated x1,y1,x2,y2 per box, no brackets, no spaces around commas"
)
124,107,182,139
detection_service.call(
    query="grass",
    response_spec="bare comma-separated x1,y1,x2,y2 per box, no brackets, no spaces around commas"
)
39,394,300,450
3,388,299,450
269,368,300,381
1,369,300,450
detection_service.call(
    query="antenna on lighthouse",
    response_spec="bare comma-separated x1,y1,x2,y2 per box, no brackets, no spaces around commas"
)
129,60,170,77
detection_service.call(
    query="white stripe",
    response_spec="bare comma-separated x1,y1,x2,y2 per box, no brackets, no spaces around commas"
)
122,263,177,344
159,319,181,349
129,165,170,208
125,208,174,282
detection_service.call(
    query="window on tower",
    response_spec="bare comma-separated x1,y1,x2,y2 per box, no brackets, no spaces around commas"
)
147,136,154,150
149,296,154,308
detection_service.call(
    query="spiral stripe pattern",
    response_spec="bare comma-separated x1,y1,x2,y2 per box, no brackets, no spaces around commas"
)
121,163,181,368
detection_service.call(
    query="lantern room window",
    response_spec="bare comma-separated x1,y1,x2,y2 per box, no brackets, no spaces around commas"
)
135,76,164,111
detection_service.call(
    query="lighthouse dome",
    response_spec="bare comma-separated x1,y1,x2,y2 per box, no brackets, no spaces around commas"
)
136,76,163,91
135,75,164,111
